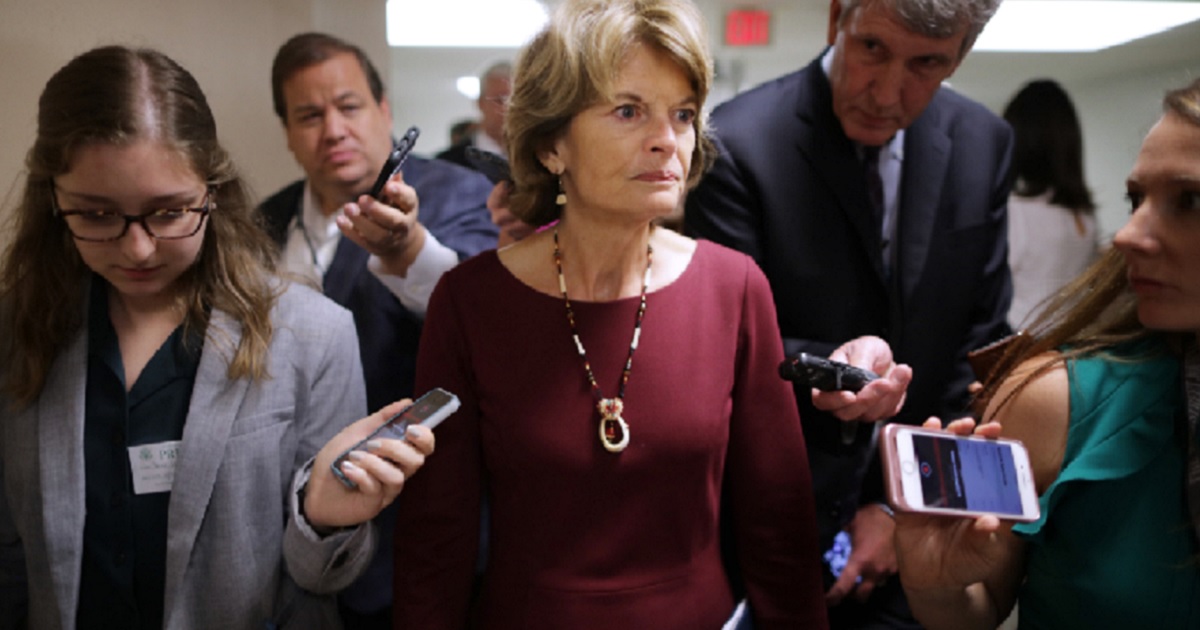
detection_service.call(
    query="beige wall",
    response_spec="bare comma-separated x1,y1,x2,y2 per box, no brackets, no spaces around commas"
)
0,0,387,249
2,0,1198,250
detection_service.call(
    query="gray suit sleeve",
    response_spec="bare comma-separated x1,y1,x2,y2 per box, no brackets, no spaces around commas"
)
277,291,374,593
283,462,376,594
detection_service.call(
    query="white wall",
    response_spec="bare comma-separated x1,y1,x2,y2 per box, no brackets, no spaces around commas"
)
2,0,1198,249
1072,64,1200,240
0,0,387,241
386,0,1200,243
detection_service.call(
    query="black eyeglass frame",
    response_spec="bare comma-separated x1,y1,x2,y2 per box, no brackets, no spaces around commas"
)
53,188,214,242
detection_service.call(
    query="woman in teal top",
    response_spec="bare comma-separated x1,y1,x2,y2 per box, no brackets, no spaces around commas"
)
1014,340,1199,627
893,76,1200,629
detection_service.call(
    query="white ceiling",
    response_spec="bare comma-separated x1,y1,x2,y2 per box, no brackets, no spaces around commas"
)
388,0,1200,153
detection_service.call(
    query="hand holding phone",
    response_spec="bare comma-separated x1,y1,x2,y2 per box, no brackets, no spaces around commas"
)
331,387,459,490
779,352,879,392
464,146,512,184
369,126,420,200
880,423,1040,522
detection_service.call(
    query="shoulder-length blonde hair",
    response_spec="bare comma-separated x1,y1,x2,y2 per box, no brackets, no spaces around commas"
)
505,0,716,227
0,46,281,408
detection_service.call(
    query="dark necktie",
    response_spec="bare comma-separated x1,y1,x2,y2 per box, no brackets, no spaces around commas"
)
863,145,884,227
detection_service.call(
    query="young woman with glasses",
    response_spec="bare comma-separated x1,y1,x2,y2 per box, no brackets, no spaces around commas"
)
0,46,435,629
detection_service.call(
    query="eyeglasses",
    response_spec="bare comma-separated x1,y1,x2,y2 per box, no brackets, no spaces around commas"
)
482,95,510,109
54,189,213,242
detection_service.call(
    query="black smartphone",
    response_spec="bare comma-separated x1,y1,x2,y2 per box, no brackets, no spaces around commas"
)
464,146,512,184
368,125,421,200
967,331,1031,381
778,352,879,392
331,387,460,490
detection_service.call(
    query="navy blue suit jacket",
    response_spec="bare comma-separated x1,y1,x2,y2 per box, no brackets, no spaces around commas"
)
259,154,498,613
686,56,1013,550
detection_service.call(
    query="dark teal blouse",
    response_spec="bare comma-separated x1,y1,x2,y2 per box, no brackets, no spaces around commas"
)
1014,338,1200,628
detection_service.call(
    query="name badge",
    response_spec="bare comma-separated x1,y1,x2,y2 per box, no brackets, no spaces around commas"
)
127,440,182,495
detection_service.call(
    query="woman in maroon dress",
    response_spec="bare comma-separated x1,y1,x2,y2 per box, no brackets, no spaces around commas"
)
392,1,828,627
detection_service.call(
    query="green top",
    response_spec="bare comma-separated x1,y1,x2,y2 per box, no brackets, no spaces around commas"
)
1013,338,1200,628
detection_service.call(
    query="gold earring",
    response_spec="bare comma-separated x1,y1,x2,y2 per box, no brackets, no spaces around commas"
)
555,176,567,206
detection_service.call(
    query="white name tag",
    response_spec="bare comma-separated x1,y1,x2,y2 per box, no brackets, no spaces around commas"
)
127,440,181,495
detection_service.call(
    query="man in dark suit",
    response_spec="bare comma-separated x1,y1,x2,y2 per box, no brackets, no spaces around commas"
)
686,0,1011,627
259,32,498,629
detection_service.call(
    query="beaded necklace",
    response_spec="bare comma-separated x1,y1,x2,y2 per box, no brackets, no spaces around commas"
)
553,227,652,453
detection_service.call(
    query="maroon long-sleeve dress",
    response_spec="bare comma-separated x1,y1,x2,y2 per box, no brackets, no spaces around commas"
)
394,241,828,629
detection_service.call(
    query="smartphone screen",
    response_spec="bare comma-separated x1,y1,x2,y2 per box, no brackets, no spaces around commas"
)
886,425,1040,521
911,433,1024,514
823,531,853,587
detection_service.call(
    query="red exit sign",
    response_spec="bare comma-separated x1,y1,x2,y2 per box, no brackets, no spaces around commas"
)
725,9,771,47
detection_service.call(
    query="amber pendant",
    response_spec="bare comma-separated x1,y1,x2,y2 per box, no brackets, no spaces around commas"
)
597,398,630,453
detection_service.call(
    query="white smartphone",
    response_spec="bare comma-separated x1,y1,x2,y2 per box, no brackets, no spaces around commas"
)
880,423,1040,522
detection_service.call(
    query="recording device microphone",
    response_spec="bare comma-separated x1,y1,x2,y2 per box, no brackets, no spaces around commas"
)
778,353,878,393
779,353,881,446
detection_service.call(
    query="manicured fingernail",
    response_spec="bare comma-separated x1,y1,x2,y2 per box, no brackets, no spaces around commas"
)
365,440,382,450
341,460,362,473
347,450,366,462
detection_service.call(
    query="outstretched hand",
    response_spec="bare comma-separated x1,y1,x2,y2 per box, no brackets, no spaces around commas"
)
811,335,912,422
338,171,427,276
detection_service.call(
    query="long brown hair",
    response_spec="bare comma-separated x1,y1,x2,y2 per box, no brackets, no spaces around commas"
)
0,46,281,408
1003,79,1096,213
978,77,1200,417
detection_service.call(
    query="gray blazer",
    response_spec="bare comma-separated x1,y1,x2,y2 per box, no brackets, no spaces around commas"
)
0,282,373,629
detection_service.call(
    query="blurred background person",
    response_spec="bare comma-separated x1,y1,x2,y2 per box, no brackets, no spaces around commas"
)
438,60,513,167
392,0,828,627
895,77,1200,629
1003,79,1100,330
260,32,496,629
448,118,480,148
0,45,433,630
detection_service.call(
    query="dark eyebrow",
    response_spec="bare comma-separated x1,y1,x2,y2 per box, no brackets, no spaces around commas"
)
55,187,203,208
333,91,366,105
290,104,322,117
612,91,699,108
917,53,955,66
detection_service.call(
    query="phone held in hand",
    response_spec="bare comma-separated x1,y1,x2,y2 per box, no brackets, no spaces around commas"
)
464,146,512,184
778,352,879,392
368,125,420,200
880,424,1040,522
967,330,1032,382
331,387,460,490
